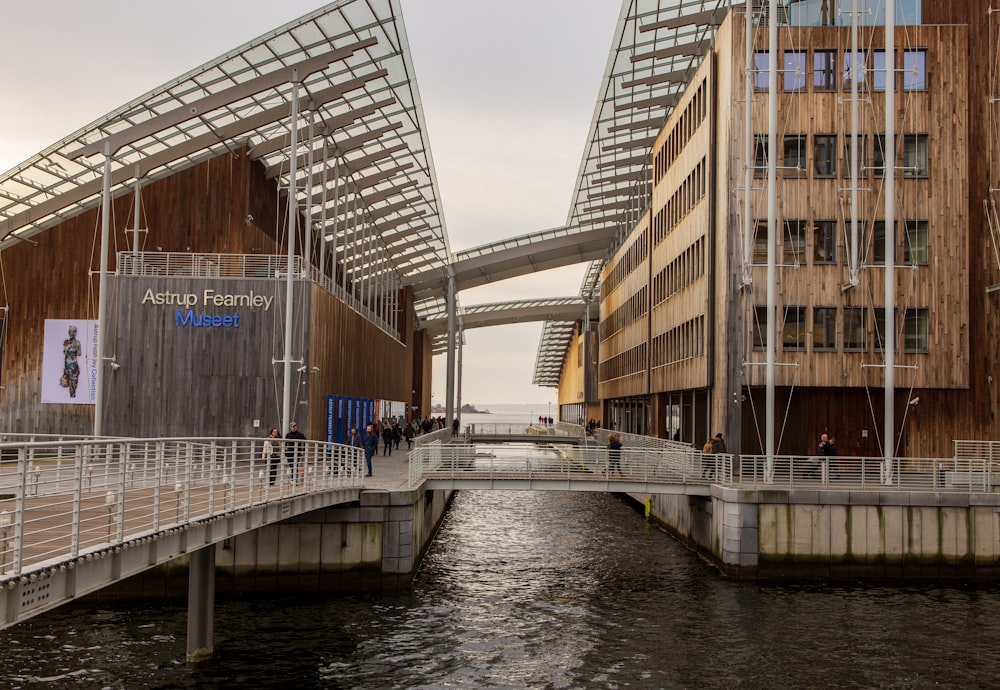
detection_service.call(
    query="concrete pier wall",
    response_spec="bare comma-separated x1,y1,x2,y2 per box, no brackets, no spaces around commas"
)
641,488,1000,581
91,486,451,599
216,487,452,592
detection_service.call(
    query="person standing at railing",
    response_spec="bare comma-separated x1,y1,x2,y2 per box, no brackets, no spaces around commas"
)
346,427,364,473
285,422,305,483
363,423,378,477
263,427,281,485
701,438,714,479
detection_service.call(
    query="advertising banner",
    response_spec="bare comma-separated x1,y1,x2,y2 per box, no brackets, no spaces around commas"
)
41,319,98,404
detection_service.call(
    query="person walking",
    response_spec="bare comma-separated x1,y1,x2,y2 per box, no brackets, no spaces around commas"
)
363,423,379,477
285,421,305,483
701,437,715,479
607,433,623,476
381,421,394,456
404,422,415,450
262,426,281,485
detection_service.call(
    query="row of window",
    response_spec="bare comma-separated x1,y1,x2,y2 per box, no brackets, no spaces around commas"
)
752,218,929,266
753,48,927,92
601,233,648,299
652,158,707,245
600,343,648,382
652,236,706,307
753,132,928,178
651,315,706,368
654,80,708,183
752,305,929,353
600,287,649,342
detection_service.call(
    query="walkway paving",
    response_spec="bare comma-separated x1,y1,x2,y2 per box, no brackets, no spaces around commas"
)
363,447,414,491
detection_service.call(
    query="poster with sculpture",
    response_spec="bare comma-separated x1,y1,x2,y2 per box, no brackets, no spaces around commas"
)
41,319,98,404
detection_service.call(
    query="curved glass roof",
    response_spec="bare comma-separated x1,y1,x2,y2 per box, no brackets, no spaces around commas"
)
0,0,453,310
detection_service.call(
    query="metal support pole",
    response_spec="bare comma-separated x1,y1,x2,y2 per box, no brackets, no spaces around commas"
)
304,105,315,271
281,74,300,435
764,0,778,479
456,325,464,426
883,1,896,482
186,545,216,663
742,0,755,285
94,142,112,437
445,271,456,428
319,136,329,284
132,165,141,274
849,0,860,283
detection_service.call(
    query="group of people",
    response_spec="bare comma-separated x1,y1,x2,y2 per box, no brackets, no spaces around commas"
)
701,433,727,479
261,422,305,485
263,416,435,482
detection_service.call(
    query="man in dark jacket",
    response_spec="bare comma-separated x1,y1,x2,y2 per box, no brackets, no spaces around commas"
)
363,423,379,477
285,422,305,483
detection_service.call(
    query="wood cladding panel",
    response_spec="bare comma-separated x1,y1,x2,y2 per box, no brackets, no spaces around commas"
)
0,148,423,437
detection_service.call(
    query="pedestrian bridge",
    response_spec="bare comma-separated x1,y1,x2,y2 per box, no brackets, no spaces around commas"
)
2,430,994,637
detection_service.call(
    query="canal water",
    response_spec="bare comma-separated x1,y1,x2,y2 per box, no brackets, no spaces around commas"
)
2,489,1000,688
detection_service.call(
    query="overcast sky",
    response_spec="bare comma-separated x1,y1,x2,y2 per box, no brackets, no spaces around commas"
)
0,0,622,406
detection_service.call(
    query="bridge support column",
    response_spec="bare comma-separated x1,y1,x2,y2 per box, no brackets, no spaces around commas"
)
186,545,216,663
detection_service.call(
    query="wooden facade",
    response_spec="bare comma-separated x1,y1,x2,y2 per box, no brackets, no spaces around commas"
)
0,148,426,439
587,4,985,457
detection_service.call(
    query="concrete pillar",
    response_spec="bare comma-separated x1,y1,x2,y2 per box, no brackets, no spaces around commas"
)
186,545,216,663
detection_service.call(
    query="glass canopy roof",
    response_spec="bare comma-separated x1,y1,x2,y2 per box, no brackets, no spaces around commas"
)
532,0,732,387
0,0,453,318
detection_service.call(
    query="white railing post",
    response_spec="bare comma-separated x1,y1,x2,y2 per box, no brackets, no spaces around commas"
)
153,441,164,531
184,442,193,523
70,442,84,558
13,448,28,576
116,442,127,542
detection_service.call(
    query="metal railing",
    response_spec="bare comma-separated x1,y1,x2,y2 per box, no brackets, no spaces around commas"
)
0,437,364,579
408,442,721,487
734,454,1000,491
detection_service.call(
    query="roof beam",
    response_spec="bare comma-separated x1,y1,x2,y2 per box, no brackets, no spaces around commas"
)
639,9,722,32
631,41,704,64
266,142,405,179
621,69,691,89
70,37,379,160
248,72,392,157
607,117,665,133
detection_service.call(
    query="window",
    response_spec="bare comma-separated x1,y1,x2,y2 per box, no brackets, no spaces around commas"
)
872,220,895,266
784,51,807,91
813,220,837,263
754,52,770,90
753,220,769,264
813,50,837,91
902,133,928,177
873,50,887,92
843,49,865,88
873,308,896,353
814,307,836,350
783,306,806,350
873,133,887,178
814,134,837,177
903,220,929,264
753,306,768,350
903,308,929,352
754,134,768,178
783,135,807,176
903,49,927,91
844,307,867,351
784,220,807,264
843,133,867,178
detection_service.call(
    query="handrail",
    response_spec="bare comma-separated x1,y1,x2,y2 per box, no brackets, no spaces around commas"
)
0,436,364,581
